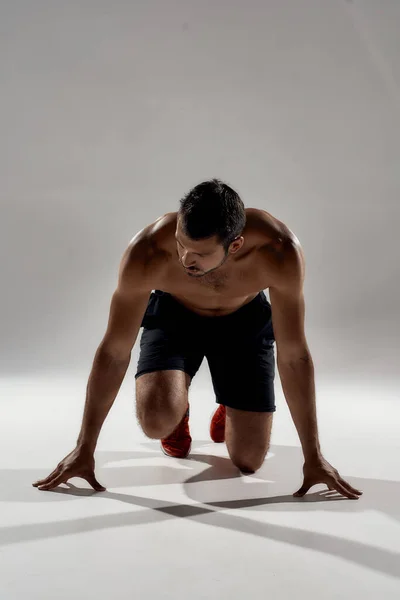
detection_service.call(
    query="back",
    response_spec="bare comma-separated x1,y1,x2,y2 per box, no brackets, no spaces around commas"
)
99,223,165,361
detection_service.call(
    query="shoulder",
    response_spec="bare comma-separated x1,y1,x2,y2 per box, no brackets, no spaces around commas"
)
125,212,175,257
119,213,174,282
247,208,290,248
251,209,305,287
267,234,305,293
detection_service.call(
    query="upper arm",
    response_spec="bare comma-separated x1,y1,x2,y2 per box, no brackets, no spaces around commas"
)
99,240,155,361
268,238,311,364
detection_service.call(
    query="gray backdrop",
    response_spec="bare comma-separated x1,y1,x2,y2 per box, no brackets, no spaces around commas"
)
1,0,399,387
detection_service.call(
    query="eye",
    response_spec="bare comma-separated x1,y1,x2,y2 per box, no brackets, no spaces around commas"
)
177,239,204,257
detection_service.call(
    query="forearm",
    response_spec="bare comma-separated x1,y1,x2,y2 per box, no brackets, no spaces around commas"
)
278,356,322,461
77,348,131,453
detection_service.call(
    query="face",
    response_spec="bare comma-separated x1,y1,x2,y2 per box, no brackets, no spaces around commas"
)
175,218,244,278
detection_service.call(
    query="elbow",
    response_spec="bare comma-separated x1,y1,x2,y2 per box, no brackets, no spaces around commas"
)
97,345,131,365
277,348,313,368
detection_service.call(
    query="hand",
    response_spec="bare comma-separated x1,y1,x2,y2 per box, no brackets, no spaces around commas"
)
32,446,106,492
294,455,363,500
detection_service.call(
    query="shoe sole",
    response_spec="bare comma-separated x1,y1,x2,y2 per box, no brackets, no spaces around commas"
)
209,406,225,443
160,440,192,459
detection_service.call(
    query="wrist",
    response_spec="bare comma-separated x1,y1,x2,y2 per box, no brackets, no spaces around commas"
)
76,439,96,455
304,448,323,463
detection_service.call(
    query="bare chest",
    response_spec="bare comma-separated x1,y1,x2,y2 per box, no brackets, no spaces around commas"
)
156,252,273,316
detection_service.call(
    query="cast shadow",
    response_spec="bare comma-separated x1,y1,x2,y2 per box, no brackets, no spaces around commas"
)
0,443,399,580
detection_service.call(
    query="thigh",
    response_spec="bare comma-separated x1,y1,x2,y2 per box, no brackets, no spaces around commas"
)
225,406,274,472
136,290,206,381
206,336,276,412
134,325,204,433
135,369,192,436
135,326,205,381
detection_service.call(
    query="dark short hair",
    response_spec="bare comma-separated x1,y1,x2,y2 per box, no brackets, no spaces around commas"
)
178,178,246,252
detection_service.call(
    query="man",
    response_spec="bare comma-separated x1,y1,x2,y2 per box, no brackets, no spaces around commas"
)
33,179,362,500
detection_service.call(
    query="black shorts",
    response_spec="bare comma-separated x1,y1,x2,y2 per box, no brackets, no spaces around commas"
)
135,290,276,412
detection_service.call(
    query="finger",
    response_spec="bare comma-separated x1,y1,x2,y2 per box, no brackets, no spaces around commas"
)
33,467,61,487
339,478,363,495
293,481,312,497
333,480,359,499
38,472,69,491
84,472,106,492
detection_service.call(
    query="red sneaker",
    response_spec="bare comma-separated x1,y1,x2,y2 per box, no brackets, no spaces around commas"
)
210,404,226,443
161,405,192,458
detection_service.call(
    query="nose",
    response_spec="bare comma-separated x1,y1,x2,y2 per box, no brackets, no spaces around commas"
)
181,252,196,268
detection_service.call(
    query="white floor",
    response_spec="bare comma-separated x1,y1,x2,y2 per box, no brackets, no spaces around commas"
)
1,365,400,600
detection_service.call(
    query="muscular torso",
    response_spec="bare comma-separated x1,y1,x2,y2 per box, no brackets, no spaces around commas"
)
136,208,291,317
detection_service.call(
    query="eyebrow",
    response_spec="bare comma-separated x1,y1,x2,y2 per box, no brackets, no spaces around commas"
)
175,235,209,256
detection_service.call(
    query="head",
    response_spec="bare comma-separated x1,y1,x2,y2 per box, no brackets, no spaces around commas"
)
176,178,246,277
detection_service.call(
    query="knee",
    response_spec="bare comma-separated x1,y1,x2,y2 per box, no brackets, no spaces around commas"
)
136,400,181,440
141,420,169,440
231,457,263,474
238,465,257,474
230,450,267,474
139,412,176,439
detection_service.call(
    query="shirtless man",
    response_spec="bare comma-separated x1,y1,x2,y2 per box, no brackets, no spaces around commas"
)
33,179,362,500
